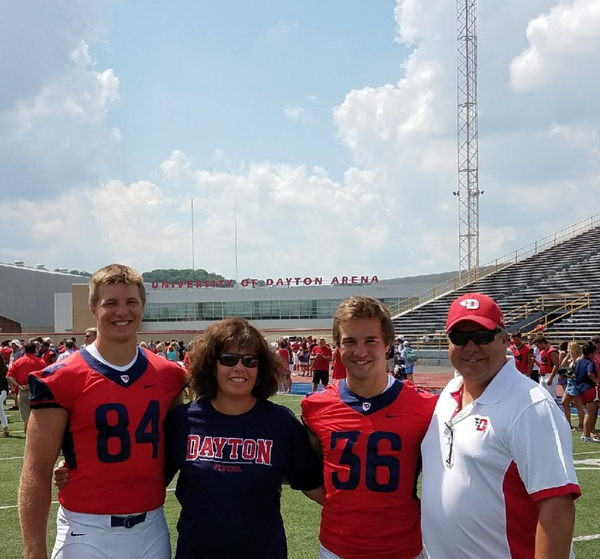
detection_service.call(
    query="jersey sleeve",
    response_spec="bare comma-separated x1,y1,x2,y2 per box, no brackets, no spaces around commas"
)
281,407,324,491
509,399,580,501
28,362,77,410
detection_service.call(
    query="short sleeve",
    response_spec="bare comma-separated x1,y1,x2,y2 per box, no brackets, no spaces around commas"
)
29,363,73,410
509,399,580,501
282,408,323,491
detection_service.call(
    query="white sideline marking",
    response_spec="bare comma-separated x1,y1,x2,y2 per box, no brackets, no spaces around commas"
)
573,451,600,456
0,456,22,461
574,534,600,542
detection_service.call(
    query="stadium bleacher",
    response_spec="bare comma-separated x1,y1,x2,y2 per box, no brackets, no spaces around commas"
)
393,220,600,344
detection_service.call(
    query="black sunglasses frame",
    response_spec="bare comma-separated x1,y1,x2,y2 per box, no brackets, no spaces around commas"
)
218,352,259,368
448,327,502,346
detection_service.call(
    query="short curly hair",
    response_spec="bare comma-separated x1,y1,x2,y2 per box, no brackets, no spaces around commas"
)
187,317,281,399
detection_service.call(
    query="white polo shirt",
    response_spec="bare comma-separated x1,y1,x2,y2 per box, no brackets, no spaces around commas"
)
421,361,580,559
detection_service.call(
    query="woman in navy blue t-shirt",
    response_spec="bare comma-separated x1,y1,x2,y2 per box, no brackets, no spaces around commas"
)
165,317,324,559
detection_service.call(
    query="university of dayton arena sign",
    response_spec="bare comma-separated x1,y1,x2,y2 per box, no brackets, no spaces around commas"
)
151,276,379,290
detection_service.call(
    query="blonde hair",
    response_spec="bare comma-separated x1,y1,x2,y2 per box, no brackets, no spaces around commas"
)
88,264,146,307
139,341,148,349
156,343,165,353
568,341,582,363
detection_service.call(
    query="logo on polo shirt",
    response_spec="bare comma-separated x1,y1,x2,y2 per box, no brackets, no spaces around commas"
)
121,375,130,383
362,402,371,412
474,417,489,432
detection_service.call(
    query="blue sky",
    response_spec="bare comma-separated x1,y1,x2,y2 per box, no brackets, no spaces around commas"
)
2,0,600,281
96,0,405,184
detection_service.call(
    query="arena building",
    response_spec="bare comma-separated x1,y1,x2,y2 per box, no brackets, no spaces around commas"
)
66,272,456,341
0,262,87,333
0,260,456,340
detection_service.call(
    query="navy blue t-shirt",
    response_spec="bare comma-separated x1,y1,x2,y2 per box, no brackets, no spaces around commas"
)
165,398,323,559
575,357,596,389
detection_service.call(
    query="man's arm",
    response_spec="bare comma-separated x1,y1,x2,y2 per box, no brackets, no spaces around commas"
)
535,495,575,559
168,390,185,411
302,486,325,505
307,430,323,461
547,351,560,385
7,375,20,389
305,431,324,504
527,350,534,376
19,408,68,559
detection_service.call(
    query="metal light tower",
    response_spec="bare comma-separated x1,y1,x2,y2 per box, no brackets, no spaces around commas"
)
455,0,481,283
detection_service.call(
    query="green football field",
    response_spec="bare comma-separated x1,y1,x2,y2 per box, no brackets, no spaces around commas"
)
1,396,599,558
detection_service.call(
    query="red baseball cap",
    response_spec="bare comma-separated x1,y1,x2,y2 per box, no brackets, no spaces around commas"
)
446,293,505,333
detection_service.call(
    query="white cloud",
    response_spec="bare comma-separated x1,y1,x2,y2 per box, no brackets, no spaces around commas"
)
510,0,600,92
5,0,600,283
0,5,119,198
266,20,299,42
284,105,306,120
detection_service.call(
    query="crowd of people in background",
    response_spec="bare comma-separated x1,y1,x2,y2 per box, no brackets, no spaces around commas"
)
0,330,420,435
508,329,600,443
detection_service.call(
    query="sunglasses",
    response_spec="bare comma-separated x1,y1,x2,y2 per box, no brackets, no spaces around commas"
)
218,353,259,368
448,327,502,346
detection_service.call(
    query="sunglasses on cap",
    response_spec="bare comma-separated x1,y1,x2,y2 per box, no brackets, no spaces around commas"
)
218,353,259,368
448,327,502,346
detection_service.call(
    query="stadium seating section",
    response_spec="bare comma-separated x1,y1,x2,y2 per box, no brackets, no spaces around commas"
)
393,224,600,343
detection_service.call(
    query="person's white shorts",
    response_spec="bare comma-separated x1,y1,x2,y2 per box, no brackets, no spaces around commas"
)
539,375,557,402
51,505,170,559
320,544,425,559
293,353,300,365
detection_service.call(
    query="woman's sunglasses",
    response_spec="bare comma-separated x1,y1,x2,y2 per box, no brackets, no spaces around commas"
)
218,353,259,368
448,327,502,346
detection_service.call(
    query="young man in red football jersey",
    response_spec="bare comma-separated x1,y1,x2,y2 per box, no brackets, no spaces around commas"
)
302,296,436,559
509,331,533,377
534,335,560,402
19,264,186,559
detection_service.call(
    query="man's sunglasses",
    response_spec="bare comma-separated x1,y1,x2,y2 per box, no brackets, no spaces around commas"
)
218,353,259,368
448,327,502,346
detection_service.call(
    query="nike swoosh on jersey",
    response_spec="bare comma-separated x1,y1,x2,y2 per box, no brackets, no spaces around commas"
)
386,414,403,418
144,384,158,388
70,532,86,537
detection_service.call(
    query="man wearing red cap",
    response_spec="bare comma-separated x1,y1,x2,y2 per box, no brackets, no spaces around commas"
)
421,293,579,559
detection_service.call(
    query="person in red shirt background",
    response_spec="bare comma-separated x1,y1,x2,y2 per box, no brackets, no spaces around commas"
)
38,340,58,366
310,337,332,392
331,345,347,383
509,331,533,377
533,335,560,402
7,341,45,434
0,340,12,365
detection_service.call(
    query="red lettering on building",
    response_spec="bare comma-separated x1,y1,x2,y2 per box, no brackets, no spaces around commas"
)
150,275,379,289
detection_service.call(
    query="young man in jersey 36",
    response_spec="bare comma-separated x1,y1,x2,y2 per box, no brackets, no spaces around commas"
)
19,264,186,559
302,296,436,559
421,292,580,559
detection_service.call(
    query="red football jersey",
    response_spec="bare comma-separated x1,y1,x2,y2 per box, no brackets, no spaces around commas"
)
539,346,557,375
29,348,185,514
510,343,531,375
302,380,437,559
